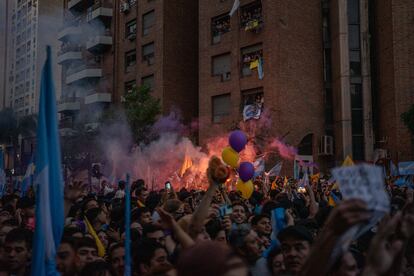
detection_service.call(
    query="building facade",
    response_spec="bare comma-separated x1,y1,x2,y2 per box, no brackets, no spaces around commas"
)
58,0,198,135
2,0,62,117
199,0,414,172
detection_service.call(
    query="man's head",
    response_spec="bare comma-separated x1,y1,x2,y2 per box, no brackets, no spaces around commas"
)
85,207,108,226
251,214,271,236
231,202,248,224
143,224,166,247
75,237,98,271
134,239,170,275
229,224,262,263
136,187,149,203
4,228,32,273
82,198,99,212
278,225,313,274
109,243,125,276
133,207,152,226
16,197,35,219
56,237,78,275
163,199,185,221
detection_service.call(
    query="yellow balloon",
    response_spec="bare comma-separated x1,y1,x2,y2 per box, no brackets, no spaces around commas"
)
221,147,239,168
236,179,254,199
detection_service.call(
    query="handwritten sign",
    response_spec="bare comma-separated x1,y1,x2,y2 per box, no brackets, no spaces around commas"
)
331,164,390,213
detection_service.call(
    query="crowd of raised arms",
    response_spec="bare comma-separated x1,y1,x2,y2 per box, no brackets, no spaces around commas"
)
0,159,412,276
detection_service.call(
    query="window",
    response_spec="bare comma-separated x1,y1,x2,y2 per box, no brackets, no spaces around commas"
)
212,53,231,80
142,42,155,65
211,13,230,44
124,80,136,94
241,88,264,120
240,1,263,32
241,44,263,77
348,25,360,49
126,19,137,40
142,10,155,36
125,50,136,71
212,94,231,123
141,74,155,90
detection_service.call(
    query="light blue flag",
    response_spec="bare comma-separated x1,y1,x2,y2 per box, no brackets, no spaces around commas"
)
21,156,35,197
390,161,399,177
0,147,6,197
31,46,64,276
253,157,265,177
267,162,282,177
258,57,264,80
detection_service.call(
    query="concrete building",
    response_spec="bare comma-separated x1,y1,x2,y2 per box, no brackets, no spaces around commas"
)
58,0,198,134
2,0,62,117
199,0,414,173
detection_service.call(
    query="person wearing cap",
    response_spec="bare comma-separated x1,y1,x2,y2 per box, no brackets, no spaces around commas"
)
277,225,313,275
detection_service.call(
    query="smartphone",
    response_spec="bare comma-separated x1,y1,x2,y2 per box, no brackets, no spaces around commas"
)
219,205,233,218
165,182,171,190
297,187,306,193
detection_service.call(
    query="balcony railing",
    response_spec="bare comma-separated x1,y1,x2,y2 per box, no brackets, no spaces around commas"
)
87,0,113,23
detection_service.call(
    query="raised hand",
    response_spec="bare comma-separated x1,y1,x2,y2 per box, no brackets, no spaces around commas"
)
65,181,88,203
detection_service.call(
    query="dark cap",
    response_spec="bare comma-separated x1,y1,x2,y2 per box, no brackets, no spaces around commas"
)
277,225,313,244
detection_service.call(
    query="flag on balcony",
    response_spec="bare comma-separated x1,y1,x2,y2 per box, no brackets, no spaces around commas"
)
253,157,265,177
31,46,64,276
21,155,35,197
258,57,264,80
229,0,240,17
0,148,6,197
249,59,259,69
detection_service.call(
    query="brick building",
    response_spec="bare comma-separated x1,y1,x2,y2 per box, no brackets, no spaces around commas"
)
199,0,326,173
199,0,414,173
58,0,198,135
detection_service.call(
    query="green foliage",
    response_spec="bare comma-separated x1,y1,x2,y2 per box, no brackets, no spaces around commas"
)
0,109,37,144
401,104,414,136
0,108,18,144
124,85,161,143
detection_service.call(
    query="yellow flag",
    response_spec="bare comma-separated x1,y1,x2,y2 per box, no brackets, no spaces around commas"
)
342,155,355,167
328,196,337,207
311,173,320,183
249,60,259,69
179,154,193,177
271,179,277,190
283,176,288,187
84,217,106,257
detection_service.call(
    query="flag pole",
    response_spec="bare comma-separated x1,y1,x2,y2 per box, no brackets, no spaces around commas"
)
125,173,131,276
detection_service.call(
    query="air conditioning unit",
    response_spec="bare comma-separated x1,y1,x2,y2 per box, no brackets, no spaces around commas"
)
318,135,334,156
120,2,130,13
221,72,231,81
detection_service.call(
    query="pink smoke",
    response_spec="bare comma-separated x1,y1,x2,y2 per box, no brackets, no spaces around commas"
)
269,139,298,160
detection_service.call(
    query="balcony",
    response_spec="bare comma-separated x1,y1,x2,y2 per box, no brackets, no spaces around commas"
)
84,90,112,104
57,25,82,41
59,118,77,137
87,1,113,24
86,34,112,54
66,64,102,85
57,97,81,113
68,0,84,13
57,45,82,64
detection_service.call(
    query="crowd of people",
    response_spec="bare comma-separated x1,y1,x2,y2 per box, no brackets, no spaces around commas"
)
0,159,413,276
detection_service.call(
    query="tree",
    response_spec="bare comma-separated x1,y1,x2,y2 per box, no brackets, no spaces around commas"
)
124,85,161,144
0,108,18,145
401,104,414,136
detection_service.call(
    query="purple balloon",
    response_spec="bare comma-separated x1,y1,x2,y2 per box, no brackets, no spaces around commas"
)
239,162,255,182
229,131,247,152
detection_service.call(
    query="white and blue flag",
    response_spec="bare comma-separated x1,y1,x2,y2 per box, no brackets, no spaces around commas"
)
31,46,64,276
21,156,35,197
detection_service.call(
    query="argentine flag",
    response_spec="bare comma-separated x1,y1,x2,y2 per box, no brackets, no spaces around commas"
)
21,156,35,197
31,46,64,275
